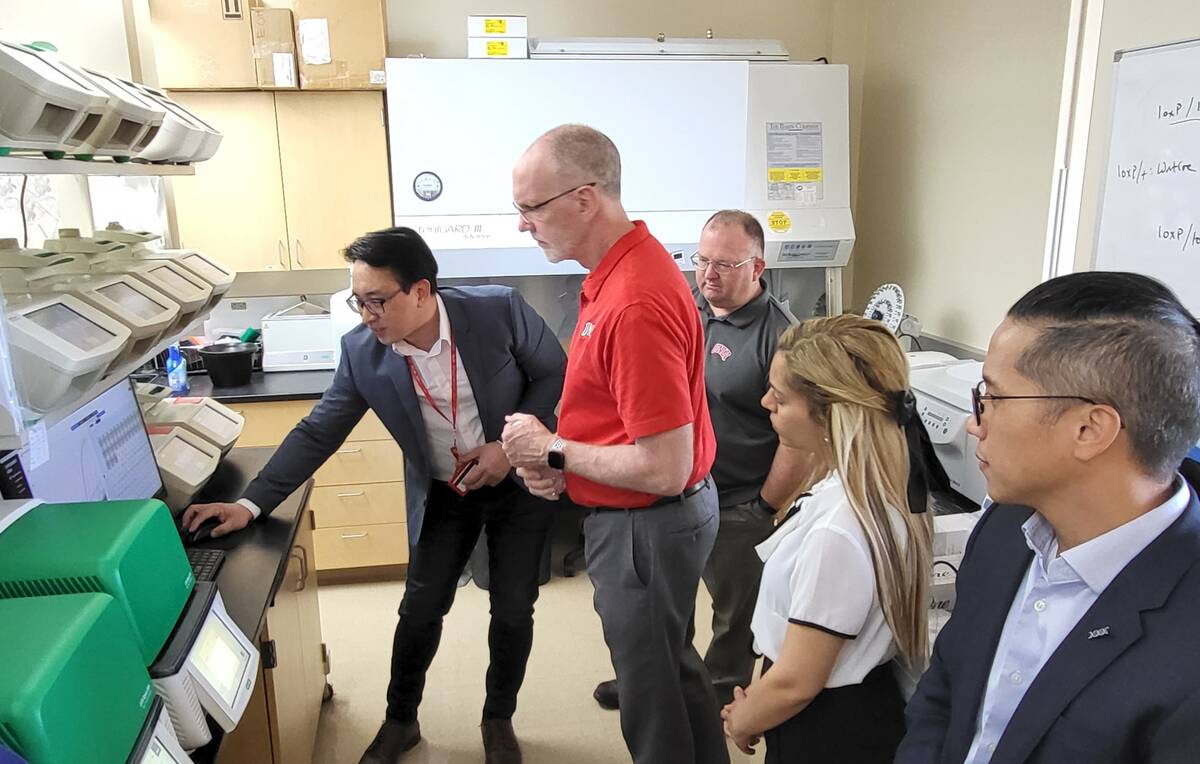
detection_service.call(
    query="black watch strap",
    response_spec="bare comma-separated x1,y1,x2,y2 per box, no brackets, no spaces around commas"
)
755,495,776,516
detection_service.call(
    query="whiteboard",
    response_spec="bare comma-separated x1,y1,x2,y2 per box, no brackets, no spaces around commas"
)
1095,38,1200,315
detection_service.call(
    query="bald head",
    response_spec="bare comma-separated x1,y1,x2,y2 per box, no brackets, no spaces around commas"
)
529,124,622,198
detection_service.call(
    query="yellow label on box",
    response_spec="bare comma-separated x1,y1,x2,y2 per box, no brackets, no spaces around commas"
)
485,18,507,34
487,40,510,56
768,167,824,183
767,211,792,233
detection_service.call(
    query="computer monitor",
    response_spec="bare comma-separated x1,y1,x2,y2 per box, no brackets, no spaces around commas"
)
18,377,166,505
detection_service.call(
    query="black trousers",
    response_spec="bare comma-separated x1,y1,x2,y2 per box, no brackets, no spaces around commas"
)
385,479,553,722
762,660,906,764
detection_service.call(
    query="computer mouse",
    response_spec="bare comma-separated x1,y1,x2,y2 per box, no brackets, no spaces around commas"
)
182,518,221,545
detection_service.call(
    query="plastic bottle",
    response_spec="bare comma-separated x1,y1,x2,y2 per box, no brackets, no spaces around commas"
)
166,344,190,395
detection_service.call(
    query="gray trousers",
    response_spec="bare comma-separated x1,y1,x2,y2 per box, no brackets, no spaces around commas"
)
584,482,729,764
702,499,776,706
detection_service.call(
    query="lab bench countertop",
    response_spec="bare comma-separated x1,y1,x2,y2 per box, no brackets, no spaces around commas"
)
187,446,312,764
150,369,335,403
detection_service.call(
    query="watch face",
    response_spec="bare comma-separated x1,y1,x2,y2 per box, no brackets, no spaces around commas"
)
548,450,565,470
413,171,443,202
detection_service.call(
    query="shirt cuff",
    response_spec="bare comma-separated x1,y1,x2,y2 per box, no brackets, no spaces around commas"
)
237,498,263,520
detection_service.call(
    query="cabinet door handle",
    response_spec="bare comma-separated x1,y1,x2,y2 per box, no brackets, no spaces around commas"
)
293,545,309,591
277,240,287,270
341,532,368,539
337,491,366,498
295,239,305,268
336,448,362,455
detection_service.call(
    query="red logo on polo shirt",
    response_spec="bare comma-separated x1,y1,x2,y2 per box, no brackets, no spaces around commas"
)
711,343,732,362
581,321,596,338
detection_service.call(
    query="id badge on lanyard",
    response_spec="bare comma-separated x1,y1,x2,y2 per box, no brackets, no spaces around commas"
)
407,334,472,492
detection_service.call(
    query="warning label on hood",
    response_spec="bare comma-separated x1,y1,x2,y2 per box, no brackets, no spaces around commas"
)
767,122,824,205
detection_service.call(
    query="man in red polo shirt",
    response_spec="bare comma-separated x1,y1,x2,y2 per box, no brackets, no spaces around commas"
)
502,124,727,764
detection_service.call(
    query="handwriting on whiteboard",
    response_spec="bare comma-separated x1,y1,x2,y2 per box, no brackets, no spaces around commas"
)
1157,223,1200,253
1158,97,1200,126
1116,159,1197,185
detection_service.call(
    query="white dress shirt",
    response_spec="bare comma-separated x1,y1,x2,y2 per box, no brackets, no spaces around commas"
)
965,476,1190,762
751,471,907,687
239,294,485,518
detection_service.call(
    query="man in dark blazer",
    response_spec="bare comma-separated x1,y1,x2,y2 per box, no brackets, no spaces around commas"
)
896,271,1200,764
183,227,566,764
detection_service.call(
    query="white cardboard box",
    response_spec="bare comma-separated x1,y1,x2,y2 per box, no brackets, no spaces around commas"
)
467,37,529,59
467,15,528,37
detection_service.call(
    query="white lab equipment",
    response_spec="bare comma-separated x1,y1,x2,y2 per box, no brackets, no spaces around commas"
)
4,290,132,414
142,397,243,456
906,351,961,370
100,224,234,314
148,425,221,512
150,583,257,751
0,39,108,156
864,282,923,350
129,697,193,764
131,83,222,163
97,260,213,334
329,285,361,368
51,61,166,160
910,360,988,506
261,301,336,371
385,57,853,278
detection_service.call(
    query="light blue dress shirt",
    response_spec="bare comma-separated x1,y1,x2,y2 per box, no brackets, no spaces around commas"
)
964,477,1190,762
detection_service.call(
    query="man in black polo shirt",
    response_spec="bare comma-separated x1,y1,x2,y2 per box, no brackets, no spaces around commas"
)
594,209,813,710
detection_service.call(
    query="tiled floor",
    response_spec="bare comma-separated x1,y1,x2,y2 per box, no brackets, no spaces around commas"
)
313,568,761,764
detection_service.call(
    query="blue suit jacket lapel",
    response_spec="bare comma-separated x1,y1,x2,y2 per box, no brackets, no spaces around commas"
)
381,349,430,474
993,494,1200,763
441,291,492,435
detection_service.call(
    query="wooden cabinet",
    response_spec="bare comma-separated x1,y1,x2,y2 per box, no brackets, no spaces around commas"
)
169,91,391,272
170,92,290,272
235,400,408,571
216,509,327,764
275,92,392,269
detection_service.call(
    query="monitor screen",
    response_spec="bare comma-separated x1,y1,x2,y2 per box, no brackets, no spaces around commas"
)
149,266,202,294
96,282,166,321
26,303,115,351
190,614,253,707
22,378,164,503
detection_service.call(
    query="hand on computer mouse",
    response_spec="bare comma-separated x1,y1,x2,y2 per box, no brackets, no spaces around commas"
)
181,502,254,540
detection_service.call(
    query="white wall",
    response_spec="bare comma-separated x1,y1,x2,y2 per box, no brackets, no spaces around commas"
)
1072,0,1200,272
0,0,132,77
849,0,1071,351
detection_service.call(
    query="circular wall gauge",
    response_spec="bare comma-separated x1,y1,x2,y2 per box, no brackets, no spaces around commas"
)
413,171,443,202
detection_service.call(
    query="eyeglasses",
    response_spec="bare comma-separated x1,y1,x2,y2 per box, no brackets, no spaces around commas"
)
346,288,403,317
970,380,1122,427
512,182,597,221
690,253,757,274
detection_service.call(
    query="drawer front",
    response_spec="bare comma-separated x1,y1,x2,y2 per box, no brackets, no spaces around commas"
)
313,522,408,570
310,482,406,529
232,400,315,447
348,411,389,442
314,439,405,486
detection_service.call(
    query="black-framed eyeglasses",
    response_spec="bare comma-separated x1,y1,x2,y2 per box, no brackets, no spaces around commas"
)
970,381,1122,427
512,182,597,221
346,288,403,317
690,253,757,274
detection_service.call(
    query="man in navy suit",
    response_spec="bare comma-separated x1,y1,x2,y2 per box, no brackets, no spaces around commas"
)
896,271,1200,763
183,227,566,764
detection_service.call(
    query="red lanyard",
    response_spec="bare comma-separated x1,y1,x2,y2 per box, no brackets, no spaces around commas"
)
406,333,460,458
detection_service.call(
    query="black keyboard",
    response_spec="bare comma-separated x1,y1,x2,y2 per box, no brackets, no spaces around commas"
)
187,548,226,582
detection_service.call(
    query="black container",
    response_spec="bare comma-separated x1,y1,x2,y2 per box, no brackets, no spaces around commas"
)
198,342,259,387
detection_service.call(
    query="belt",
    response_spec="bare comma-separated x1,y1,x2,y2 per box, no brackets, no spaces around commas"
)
587,476,711,512
647,476,710,508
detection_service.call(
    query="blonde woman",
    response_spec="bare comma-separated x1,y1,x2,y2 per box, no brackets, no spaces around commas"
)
721,315,935,762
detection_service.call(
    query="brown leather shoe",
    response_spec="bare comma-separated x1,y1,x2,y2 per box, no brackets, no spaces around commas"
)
359,719,421,763
481,718,522,764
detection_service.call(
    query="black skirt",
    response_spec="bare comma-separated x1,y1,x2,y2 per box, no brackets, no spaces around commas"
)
762,659,906,764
